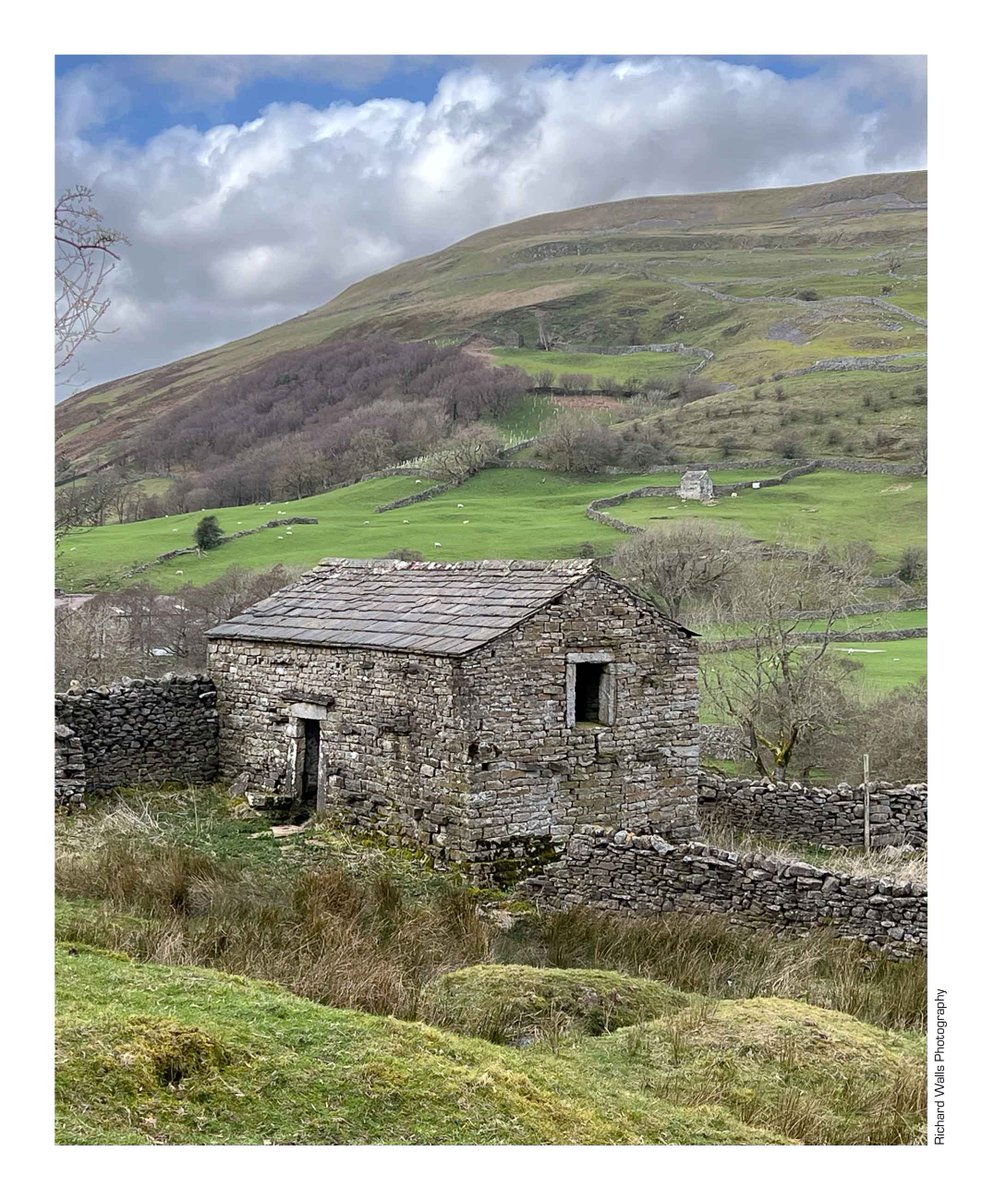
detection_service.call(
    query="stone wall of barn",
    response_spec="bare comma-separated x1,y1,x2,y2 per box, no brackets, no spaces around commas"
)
456,573,700,881
207,638,475,864
520,828,926,958
207,574,699,880
54,675,219,797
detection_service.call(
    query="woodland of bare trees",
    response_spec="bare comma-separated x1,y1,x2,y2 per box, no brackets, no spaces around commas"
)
55,565,298,690
533,412,675,474
120,337,530,512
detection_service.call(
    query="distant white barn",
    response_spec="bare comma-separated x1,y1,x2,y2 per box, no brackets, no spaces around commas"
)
678,470,714,501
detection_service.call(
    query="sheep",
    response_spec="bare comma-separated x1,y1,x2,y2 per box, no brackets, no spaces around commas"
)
434,542,442,548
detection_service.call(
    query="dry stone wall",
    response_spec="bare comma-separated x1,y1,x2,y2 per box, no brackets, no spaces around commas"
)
54,675,219,797
698,776,926,848
54,724,86,807
520,828,926,958
699,724,746,761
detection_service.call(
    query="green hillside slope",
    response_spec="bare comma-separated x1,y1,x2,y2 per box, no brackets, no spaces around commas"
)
56,945,788,1145
57,171,926,472
56,944,923,1144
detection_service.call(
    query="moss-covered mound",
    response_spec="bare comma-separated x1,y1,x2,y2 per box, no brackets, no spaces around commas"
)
589,997,926,1145
421,964,691,1043
55,945,785,1146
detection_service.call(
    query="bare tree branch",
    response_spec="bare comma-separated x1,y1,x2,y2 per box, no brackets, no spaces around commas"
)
55,184,128,380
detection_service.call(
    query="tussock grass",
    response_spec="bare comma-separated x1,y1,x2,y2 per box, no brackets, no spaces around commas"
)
55,791,927,1144
593,996,925,1145
420,963,691,1044
524,907,925,1034
56,790,926,1034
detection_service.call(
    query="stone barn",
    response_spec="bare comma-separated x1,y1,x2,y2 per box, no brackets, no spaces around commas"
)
206,558,699,881
678,470,714,501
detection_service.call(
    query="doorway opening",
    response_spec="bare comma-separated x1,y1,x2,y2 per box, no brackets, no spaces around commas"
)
300,718,321,803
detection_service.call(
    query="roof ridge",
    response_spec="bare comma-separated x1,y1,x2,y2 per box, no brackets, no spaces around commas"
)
314,557,596,572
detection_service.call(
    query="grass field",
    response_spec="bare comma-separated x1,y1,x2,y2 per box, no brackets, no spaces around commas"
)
830,638,927,694
489,347,704,384
55,467,797,591
59,943,925,1145
56,466,927,592
701,637,926,721
616,470,925,573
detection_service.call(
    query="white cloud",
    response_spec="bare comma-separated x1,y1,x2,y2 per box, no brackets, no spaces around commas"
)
55,56,926,390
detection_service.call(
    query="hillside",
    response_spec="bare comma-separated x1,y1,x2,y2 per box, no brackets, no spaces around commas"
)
56,170,926,474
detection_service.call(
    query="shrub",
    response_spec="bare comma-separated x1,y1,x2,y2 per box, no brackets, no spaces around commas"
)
897,546,926,584
795,289,820,301
774,436,805,459
193,515,224,551
557,372,592,392
383,548,423,562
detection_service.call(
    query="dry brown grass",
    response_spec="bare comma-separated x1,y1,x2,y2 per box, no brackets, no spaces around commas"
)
699,814,927,886
55,793,926,1033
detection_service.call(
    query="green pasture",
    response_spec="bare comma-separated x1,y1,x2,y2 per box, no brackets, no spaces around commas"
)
489,347,704,384
700,636,926,721
55,468,669,591
830,638,927,695
56,466,927,593
615,470,925,572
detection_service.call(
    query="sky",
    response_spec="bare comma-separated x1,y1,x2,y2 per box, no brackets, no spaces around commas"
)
54,54,927,391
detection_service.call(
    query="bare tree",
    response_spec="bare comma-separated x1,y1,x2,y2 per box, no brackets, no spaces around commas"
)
612,520,754,622
421,424,504,482
55,185,127,381
534,412,621,474
824,680,927,785
700,555,870,780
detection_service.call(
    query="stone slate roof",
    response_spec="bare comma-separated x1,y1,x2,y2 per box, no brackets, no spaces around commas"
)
207,558,605,656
